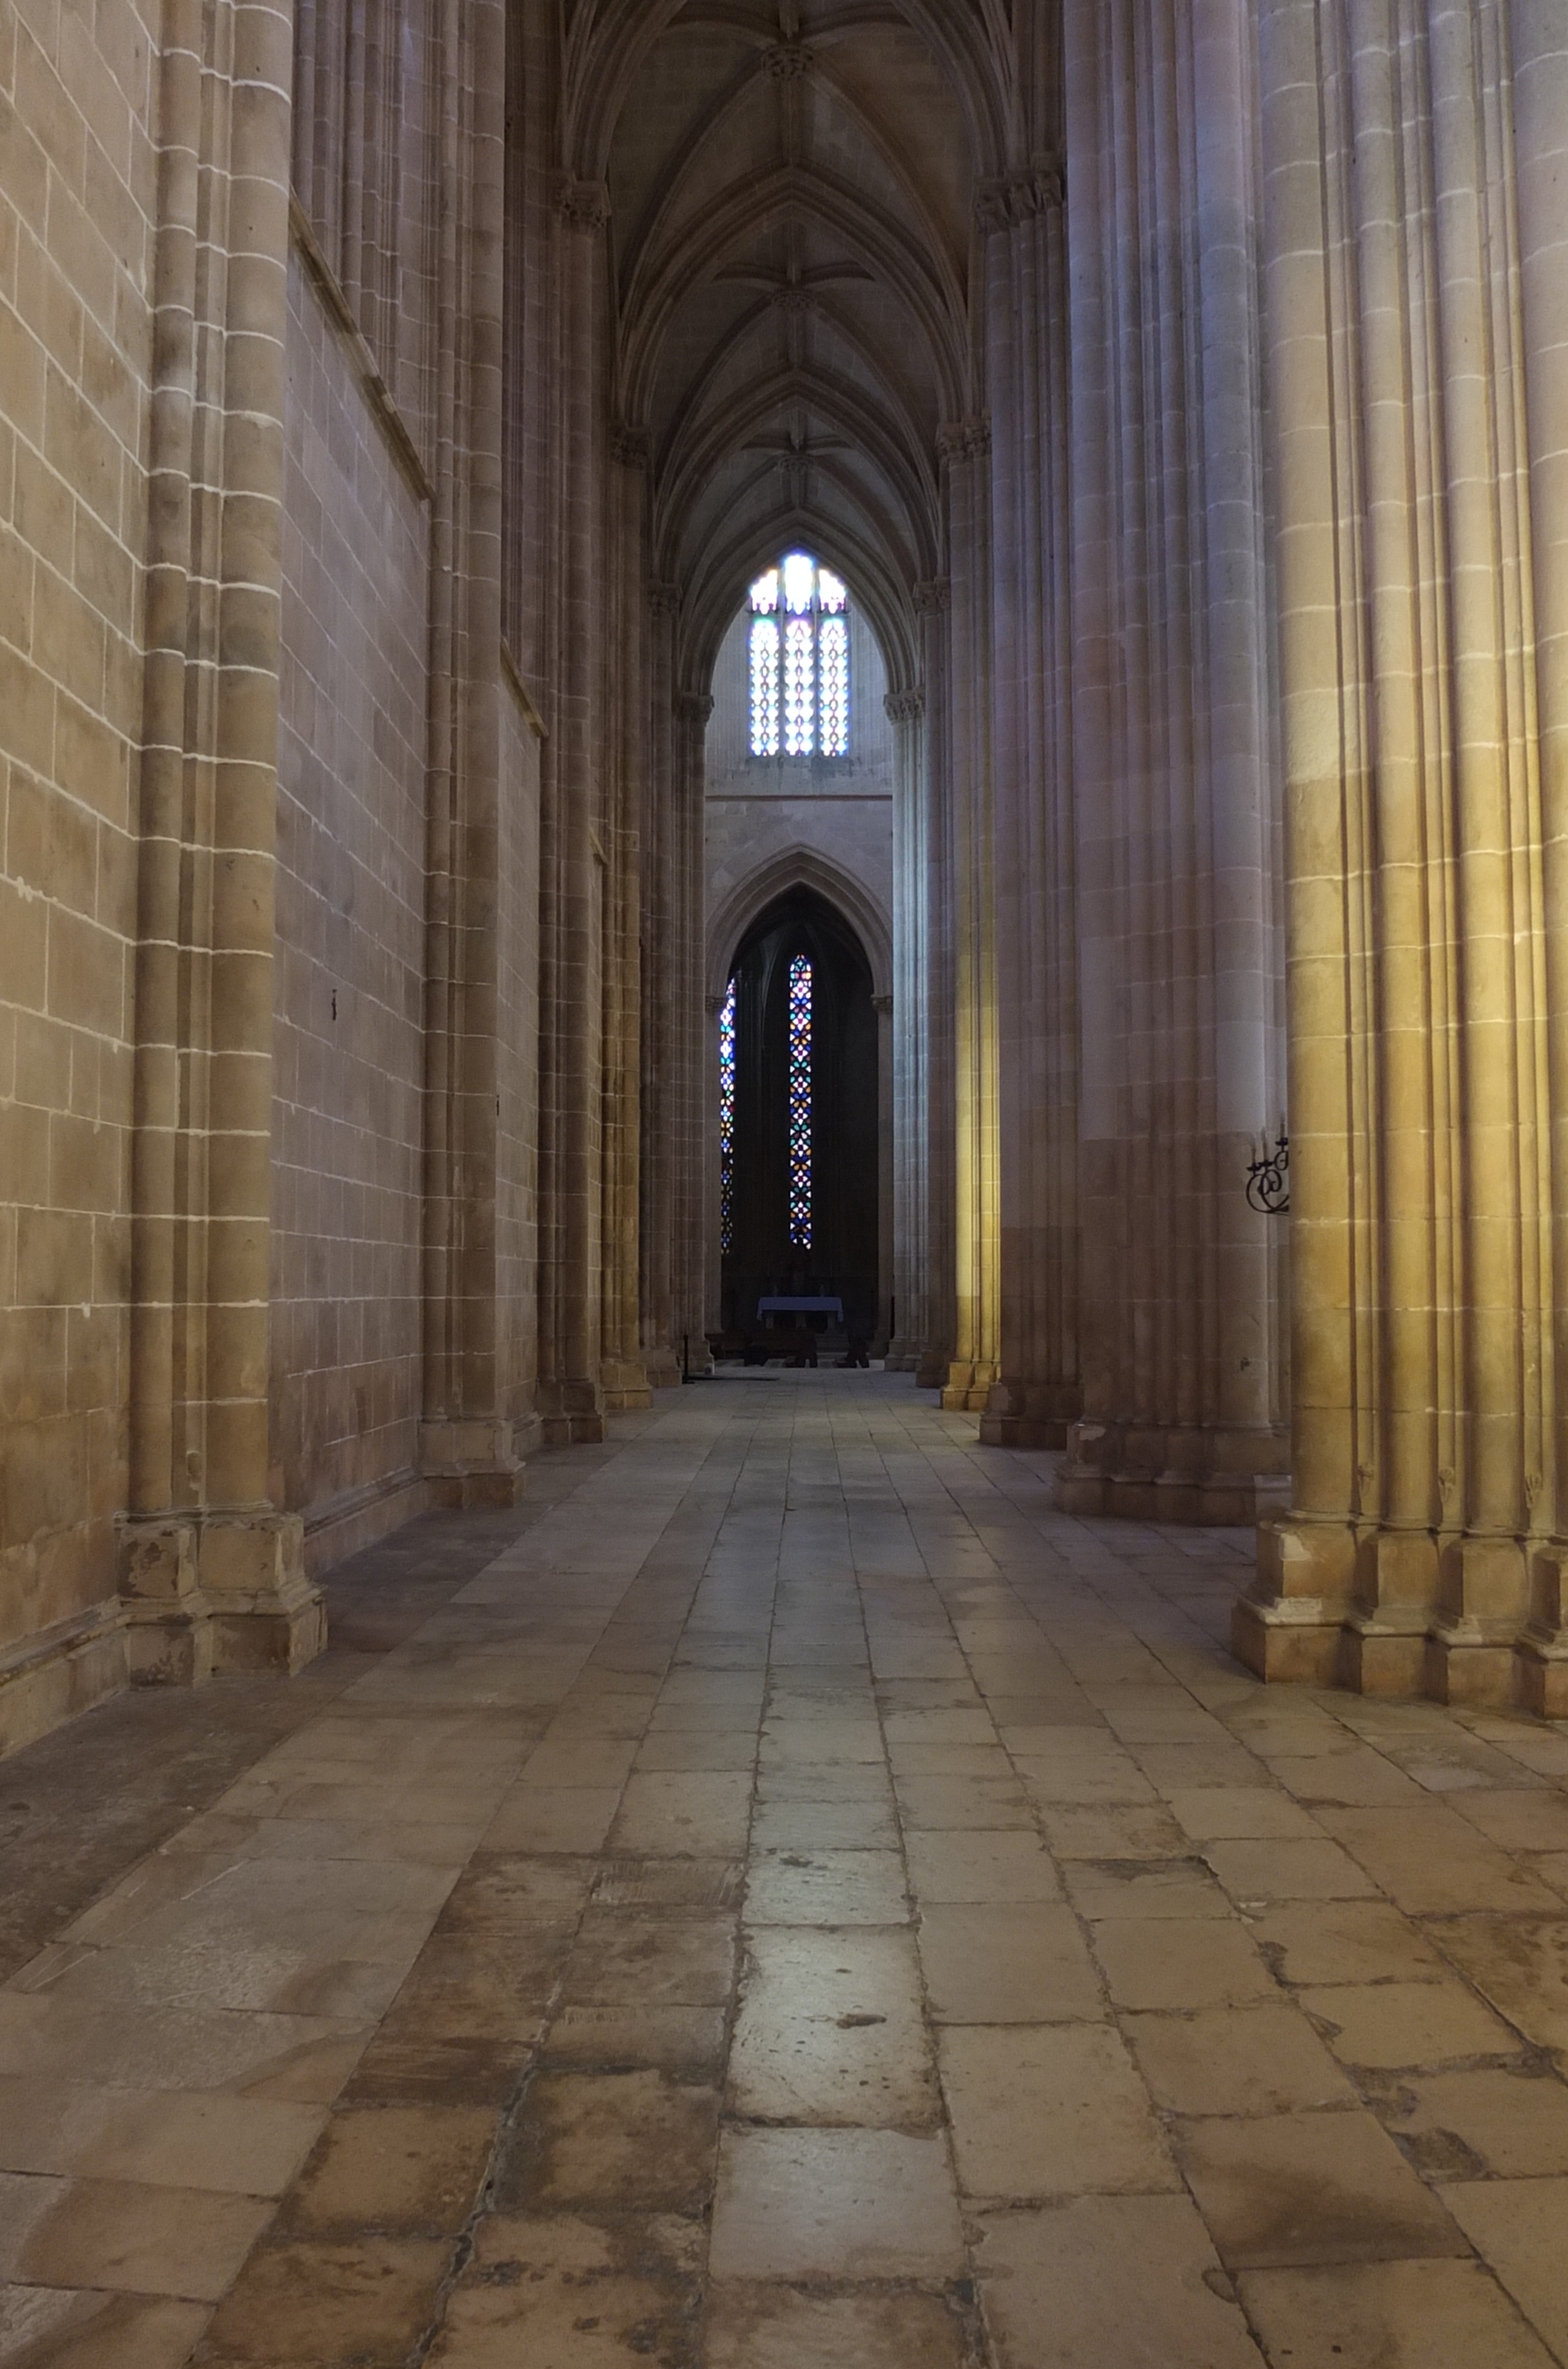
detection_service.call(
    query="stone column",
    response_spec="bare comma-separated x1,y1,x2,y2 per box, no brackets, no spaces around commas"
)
535,179,611,1444
1515,0,1568,1709
1236,0,1560,1708
121,0,324,1677
915,582,956,1389
1057,0,1287,1523
976,168,1081,1451
884,689,929,1370
671,694,717,1357
416,0,522,1506
638,584,683,1388
599,428,652,1412
941,428,1003,1415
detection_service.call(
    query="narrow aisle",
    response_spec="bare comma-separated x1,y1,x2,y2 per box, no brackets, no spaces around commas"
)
2,1377,1567,2367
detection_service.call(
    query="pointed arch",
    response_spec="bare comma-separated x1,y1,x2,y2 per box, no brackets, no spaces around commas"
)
707,845,893,1006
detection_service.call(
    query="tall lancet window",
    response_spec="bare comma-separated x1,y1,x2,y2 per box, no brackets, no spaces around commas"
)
719,979,739,1252
749,556,851,758
787,954,813,1248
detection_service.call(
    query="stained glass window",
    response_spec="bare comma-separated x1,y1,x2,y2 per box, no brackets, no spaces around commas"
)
746,555,851,760
788,954,813,1248
719,979,738,1252
818,616,849,757
749,618,780,756
784,617,815,755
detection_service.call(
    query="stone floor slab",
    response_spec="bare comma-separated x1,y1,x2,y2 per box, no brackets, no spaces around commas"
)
709,2128,964,2280
975,2197,1264,2367
2,1380,1566,2368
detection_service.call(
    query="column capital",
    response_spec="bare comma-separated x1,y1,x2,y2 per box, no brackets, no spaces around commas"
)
937,416,991,465
555,176,611,233
914,577,951,615
885,687,925,723
649,580,681,616
610,420,651,468
675,692,714,727
975,163,1064,234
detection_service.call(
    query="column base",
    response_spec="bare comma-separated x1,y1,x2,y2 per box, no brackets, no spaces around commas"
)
979,1378,1079,1450
1236,1516,1568,1710
942,1359,998,1414
1516,1630,1568,1720
1058,1420,1290,1525
421,1418,527,1508
601,1356,654,1412
914,1348,951,1390
118,1509,326,1682
537,1381,607,1447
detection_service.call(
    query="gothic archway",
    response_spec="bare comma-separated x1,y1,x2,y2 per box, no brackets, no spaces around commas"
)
715,887,882,1353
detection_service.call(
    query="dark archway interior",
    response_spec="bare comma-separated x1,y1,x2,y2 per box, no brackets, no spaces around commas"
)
722,888,879,1348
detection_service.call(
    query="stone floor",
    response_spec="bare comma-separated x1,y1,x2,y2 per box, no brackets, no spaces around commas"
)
3,1375,1568,2369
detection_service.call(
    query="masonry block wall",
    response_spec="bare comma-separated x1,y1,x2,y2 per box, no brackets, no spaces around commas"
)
0,0,156,1744
273,249,432,1570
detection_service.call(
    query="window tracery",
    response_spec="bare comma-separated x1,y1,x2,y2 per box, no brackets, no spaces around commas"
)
749,556,852,759
788,955,813,1248
719,979,739,1253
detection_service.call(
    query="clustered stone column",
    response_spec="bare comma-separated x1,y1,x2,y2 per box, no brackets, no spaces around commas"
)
532,178,612,1445
940,422,1003,1417
975,167,1081,1452
414,0,524,1508
1054,0,1289,1524
120,0,325,1674
1236,0,1568,1709
884,688,930,1373
599,427,654,1414
638,644,710,1385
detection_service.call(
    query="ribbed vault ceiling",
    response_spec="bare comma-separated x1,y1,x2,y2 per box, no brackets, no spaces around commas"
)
564,1,1056,689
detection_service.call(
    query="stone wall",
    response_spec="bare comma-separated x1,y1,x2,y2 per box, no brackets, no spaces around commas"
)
0,0,158,1743
271,246,432,1569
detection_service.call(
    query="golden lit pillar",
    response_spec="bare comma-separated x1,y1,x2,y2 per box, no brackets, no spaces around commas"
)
976,167,1080,1451
915,582,956,1389
1512,0,1568,1714
121,0,325,1677
1237,0,1556,1706
941,424,1002,1415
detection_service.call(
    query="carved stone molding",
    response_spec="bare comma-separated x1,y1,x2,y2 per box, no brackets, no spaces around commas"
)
937,416,992,465
885,688,925,723
555,177,611,232
761,40,813,79
649,580,681,617
871,993,894,1015
913,578,951,615
610,421,652,469
675,692,715,727
975,163,1065,234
